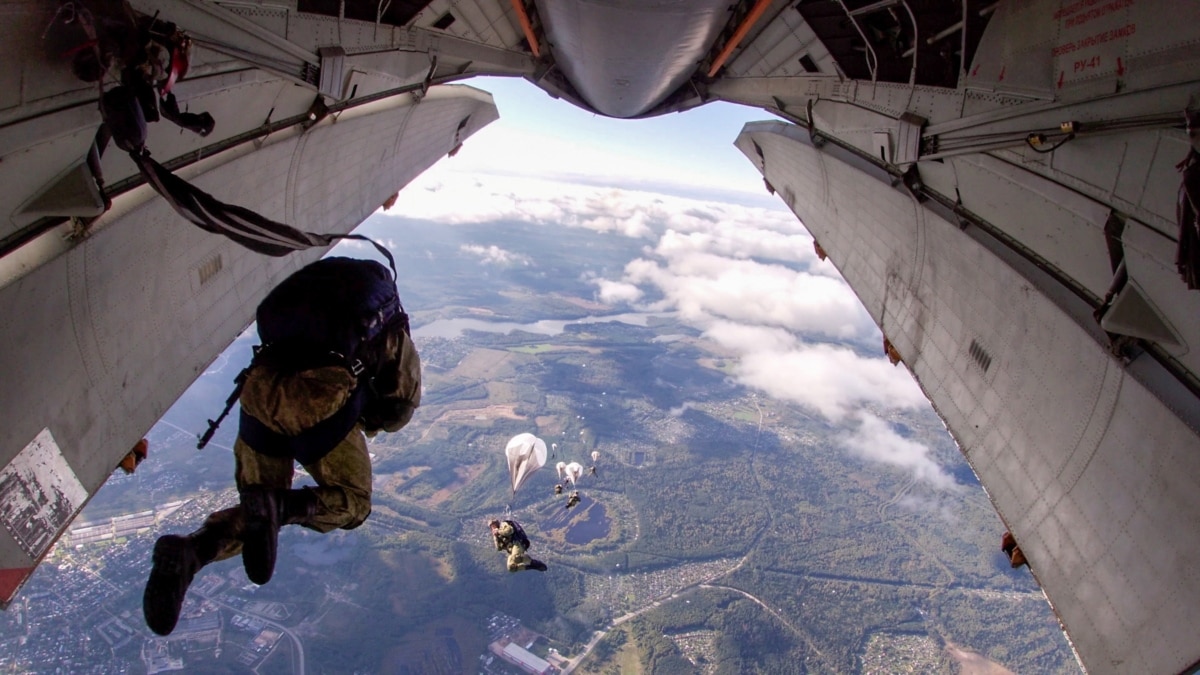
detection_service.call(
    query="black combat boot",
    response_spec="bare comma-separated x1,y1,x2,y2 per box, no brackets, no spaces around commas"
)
241,488,319,585
528,559,548,572
241,487,281,585
280,488,319,526
143,527,221,636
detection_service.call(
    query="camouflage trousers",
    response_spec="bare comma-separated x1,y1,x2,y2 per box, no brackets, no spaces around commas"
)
505,542,534,572
197,425,373,563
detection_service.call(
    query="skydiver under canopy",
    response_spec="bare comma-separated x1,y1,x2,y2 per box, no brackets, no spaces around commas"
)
565,491,581,510
489,520,547,572
506,433,548,497
563,461,584,487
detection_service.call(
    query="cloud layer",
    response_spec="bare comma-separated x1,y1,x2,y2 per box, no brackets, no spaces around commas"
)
841,412,957,490
460,244,530,266
383,170,953,490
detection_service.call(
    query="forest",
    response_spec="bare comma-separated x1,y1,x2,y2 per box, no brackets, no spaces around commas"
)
336,310,1079,673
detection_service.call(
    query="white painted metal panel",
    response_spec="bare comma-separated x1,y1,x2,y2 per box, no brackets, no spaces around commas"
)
950,153,1114,298
737,121,1200,675
1122,219,1200,370
534,0,731,118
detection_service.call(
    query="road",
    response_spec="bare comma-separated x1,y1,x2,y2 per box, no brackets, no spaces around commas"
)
196,591,306,675
698,583,833,669
559,555,749,674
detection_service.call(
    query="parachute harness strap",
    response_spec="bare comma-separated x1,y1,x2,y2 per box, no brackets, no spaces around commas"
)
328,234,398,279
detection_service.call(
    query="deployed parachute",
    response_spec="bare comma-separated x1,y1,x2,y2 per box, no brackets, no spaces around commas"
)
564,462,585,486
505,433,548,495
556,461,567,482
591,451,600,463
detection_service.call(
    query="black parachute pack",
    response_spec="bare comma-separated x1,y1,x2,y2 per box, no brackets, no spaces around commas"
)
198,249,410,463
505,520,532,551
253,255,406,374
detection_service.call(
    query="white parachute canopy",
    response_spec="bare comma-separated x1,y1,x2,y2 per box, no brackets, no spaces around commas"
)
564,462,585,486
505,433,548,495
591,451,600,463
556,461,567,482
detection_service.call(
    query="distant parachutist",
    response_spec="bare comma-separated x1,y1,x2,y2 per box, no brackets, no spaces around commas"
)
565,491,581,510
554,484,563,496
506,433,547,497
564,462,584,487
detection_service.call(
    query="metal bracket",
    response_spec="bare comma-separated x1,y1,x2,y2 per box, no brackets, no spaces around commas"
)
901,164,927,202
806,98,825,148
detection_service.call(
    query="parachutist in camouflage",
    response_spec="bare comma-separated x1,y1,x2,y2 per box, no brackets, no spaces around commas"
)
143,257,421,637
565,491,581,510
554,484,563,495
489,519,547,572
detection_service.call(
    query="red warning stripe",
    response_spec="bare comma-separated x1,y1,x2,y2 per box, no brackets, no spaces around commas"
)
0,567,35,605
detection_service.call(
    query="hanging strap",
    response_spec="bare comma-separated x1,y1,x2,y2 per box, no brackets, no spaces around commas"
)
130,151,397,277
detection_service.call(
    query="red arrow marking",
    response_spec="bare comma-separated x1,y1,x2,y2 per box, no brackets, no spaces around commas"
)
1057,71,1065,88
1116,57,1125,75
998,65,1006,81
971,64,980,77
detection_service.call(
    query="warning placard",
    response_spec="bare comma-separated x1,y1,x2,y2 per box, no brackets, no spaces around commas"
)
1051,0,1136,85
0,429,87,559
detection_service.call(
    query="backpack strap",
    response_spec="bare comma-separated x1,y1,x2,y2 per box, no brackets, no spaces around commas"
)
506,520,531,550
327,234,398,280
238,381,369,464
195,245,401,451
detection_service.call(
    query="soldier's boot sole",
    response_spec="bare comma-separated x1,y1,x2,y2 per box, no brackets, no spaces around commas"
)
241,488,280,585
143,535,202,636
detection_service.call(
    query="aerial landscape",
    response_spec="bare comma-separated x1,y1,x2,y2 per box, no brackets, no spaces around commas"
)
2,1,1197,673
0,211,1077,673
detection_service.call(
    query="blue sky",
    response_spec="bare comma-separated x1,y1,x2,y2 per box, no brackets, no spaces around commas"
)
435,76,785,207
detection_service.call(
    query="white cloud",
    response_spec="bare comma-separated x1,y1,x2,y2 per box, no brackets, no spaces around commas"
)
593,278,644,304
669,401,698,417
621,251,875,343
735,343,927,422
702,321,799,354
840,412,957,490
380,167,953,489
896,494,961,520
384,171,798,243
460,244,531,266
